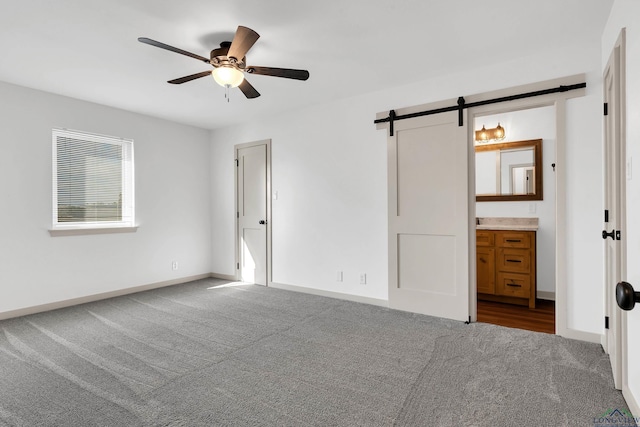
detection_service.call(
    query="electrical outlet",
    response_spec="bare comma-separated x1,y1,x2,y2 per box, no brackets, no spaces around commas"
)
337,271,343,282
172,261,178,271
359,273,367,285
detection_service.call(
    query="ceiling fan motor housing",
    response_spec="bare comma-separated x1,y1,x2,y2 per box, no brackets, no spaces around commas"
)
210,42,246,69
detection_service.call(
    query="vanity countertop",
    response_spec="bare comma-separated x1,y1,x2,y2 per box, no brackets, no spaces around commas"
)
476,217,539,231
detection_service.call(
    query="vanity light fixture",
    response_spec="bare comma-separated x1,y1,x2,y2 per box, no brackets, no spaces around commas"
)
475,123,506,142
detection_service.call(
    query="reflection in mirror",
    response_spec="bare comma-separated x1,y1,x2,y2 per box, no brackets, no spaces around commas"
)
475,139,542,202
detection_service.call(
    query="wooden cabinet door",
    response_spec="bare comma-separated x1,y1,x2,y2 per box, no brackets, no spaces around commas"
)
477,247,495,294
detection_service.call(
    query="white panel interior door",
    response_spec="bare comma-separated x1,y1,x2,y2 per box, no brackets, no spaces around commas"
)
388,111,469,321
237,143,268,286
603,43,624,389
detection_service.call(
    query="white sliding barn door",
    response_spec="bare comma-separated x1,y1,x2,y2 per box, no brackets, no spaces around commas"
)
388,111,470,321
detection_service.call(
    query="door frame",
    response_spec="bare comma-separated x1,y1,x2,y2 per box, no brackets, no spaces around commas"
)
468,99,562,328
234,139,272,285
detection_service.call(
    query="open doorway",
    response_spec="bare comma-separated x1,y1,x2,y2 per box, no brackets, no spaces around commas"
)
473,106,556,333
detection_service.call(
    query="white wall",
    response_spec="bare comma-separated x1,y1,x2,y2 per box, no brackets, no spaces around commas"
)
602,0,640,415
211,97,389,300
474,106,557,296
0,81,213,315
210,40,605,334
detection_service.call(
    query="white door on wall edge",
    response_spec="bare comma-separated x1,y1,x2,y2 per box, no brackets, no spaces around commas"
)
237,142,269,286
603,35,625,390
387,111,470,322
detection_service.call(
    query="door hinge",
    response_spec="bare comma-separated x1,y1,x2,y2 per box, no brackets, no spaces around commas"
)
235,159,239,167
605,316,609,329
604,102,609,116
604,209,609,223
237,263,240,270
237,212,239,218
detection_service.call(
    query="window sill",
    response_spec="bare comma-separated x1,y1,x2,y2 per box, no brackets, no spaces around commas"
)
48,226,138,237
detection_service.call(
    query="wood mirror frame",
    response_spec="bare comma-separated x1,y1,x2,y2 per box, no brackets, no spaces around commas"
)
475,139,543,202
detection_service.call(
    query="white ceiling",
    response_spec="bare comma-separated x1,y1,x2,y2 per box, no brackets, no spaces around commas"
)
0,0,613,130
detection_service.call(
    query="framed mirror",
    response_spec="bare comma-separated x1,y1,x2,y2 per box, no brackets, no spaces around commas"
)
475,139,542,202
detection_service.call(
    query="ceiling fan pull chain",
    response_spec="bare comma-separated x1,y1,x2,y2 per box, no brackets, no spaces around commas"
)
225,85,230,102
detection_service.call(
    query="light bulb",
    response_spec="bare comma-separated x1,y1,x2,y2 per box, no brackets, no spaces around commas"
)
212,66,244,88
480,125,488,140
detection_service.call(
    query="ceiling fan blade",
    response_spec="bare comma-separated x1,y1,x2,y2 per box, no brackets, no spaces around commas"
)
238,78,260,99
138,37,210,64
168,71,212,84
227,26,260,62
246,66,309,81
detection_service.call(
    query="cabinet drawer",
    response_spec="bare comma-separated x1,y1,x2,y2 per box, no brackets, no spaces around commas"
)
496,231,531,248
496,272,531,298
476,230,495,247
497,248,530,273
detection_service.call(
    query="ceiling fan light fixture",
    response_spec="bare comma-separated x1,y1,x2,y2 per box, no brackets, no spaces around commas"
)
212,66,244,88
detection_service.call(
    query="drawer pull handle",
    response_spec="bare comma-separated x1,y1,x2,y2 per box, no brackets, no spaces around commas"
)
506,239,521,243
479,257,486,263
506,283,522,287
506,259,522,263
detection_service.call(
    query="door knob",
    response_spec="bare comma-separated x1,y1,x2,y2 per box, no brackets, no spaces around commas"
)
259,220,267,225
616,281,640,311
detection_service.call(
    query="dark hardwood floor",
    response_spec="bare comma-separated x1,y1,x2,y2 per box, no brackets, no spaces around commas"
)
477,298,555,334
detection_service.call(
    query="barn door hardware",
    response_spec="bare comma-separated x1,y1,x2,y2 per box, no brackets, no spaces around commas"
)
375,82,587,136
457,97,465,126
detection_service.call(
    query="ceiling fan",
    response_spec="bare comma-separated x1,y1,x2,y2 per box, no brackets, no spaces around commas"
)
138,26,310,99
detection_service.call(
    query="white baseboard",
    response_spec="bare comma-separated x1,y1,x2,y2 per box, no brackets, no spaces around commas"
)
210,272,237,281
0,273,213,321
623,386,640,418
269,281,389,308
537,291,556,301
559,327,602,344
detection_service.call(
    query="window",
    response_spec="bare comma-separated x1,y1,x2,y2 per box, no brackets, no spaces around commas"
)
52,128,134,230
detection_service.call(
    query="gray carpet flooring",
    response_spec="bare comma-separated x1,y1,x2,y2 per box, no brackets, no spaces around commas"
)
0,278,631,426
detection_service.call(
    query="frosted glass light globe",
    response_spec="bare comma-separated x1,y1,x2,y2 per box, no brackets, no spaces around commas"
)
212,66,244,88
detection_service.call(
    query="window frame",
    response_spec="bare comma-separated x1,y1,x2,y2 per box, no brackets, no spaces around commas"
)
50,128,136,235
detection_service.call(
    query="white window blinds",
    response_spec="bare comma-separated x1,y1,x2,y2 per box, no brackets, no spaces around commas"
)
52,129,134,228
